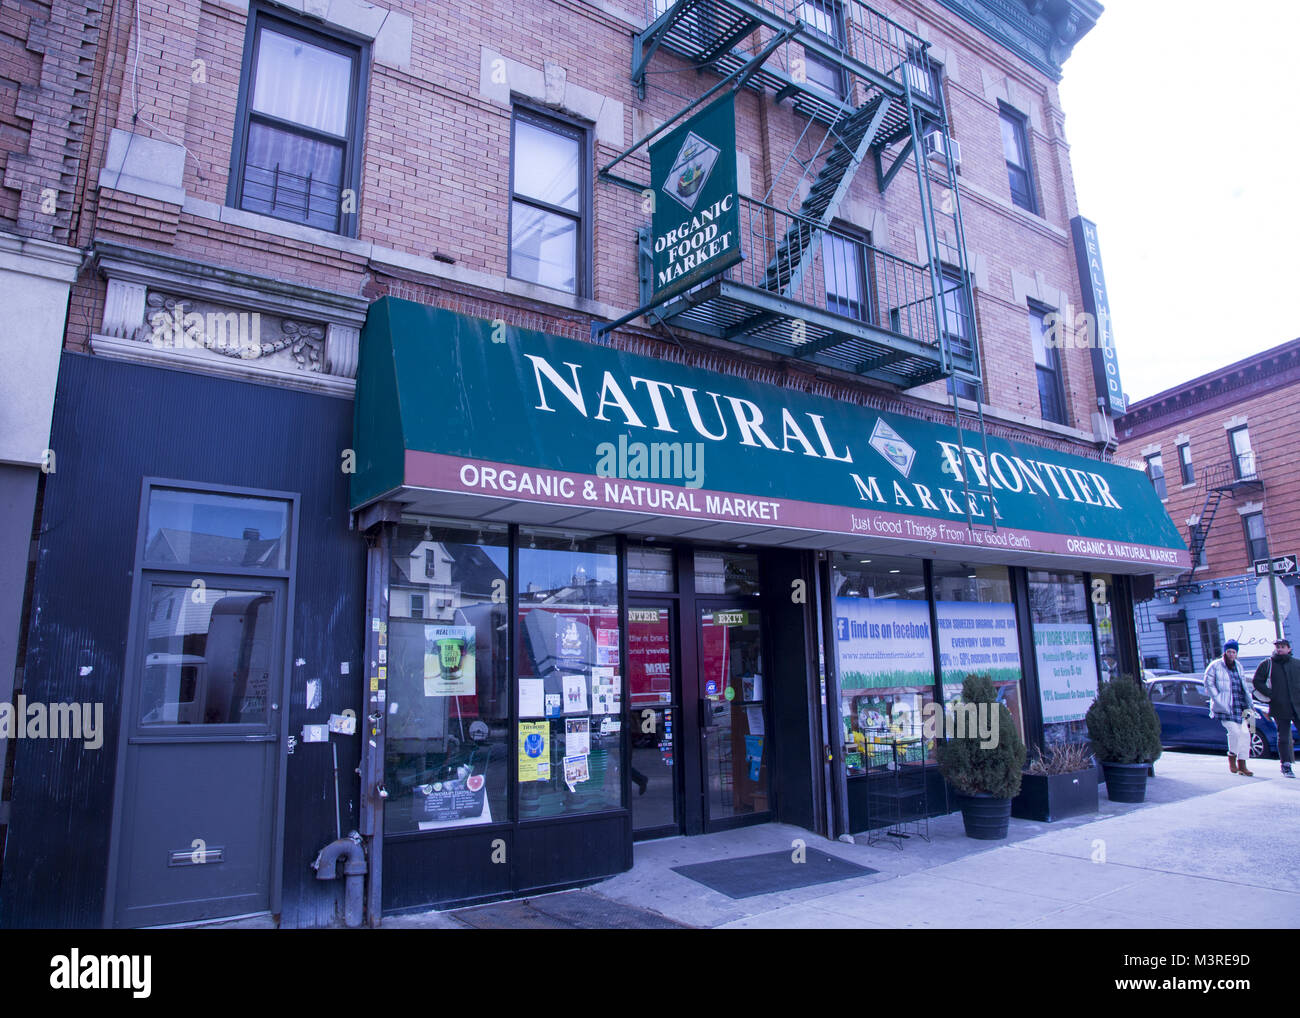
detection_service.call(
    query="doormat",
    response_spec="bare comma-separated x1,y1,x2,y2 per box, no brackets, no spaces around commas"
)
450,890,691,929
671,849,877,899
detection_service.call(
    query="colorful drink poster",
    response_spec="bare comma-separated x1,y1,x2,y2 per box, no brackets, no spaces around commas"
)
423,623,475,696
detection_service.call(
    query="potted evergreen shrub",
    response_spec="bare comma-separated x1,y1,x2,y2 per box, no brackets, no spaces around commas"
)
936,674,1026,840
1085,676,1162,803
1011,741,1099,822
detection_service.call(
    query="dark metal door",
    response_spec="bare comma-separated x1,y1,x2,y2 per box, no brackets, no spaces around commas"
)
114,573,286,927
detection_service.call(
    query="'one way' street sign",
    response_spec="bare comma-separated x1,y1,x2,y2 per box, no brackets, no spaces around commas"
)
1254,554,1298,577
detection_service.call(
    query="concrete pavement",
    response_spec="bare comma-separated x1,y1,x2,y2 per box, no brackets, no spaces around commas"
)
589,749,1298,929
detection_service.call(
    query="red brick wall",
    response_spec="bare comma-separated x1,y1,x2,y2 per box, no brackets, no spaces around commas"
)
1117,357,1300,580
73,0,1105,445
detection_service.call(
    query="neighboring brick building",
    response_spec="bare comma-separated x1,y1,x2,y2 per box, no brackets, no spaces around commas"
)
4,0,1195,929
1117,339,1300,675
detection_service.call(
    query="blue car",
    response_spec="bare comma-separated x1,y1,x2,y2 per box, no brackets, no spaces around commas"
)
1144,673,1299,759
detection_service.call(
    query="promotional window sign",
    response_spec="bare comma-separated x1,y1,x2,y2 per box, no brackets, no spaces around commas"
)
518,721,550,781
423,624,475,696
1033,623,1100,724
649,93,742,303
413,770,488,827
628,608,672,706
936,600,1022,698
833,597,934,690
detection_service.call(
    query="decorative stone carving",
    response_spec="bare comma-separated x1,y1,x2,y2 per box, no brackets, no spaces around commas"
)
139,290,325,371
101,279,147,338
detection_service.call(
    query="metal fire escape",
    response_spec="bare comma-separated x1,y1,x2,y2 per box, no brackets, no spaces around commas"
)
603,0,995,531
1158,458,1265,596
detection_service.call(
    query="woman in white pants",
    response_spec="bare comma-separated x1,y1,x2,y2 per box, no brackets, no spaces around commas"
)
1203,639,1256,776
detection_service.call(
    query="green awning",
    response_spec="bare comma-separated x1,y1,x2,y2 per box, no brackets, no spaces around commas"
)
352,297,1188,573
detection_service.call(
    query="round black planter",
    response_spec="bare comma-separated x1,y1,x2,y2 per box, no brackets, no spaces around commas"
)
956,793,1012,840
1101,761,1149,803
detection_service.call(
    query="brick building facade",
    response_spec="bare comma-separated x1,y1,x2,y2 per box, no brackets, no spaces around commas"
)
2,0,1196,929
1117,339,1300,675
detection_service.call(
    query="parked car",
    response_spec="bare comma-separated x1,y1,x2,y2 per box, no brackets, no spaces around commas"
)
1144,675,1299,759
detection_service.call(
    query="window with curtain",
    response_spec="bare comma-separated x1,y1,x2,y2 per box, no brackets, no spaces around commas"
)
510,108,587,295
794,1,846,97
233,9,364,235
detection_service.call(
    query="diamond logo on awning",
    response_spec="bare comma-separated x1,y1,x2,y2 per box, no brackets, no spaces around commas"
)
869,419,916,478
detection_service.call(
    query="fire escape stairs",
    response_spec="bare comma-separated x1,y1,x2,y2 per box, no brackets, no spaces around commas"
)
765,95,892,299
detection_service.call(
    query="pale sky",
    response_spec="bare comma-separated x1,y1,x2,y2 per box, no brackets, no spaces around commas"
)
1057,2,1300,404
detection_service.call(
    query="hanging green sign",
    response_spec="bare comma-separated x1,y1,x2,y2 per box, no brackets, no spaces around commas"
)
649,92,742,303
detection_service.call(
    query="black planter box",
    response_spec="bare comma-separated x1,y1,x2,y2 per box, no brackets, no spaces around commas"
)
1011,768,1099,822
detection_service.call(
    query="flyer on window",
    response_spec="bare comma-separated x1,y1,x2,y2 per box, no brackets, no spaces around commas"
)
518,721,549,782
562,673,588,714
423,624,476,696
565,717,590,755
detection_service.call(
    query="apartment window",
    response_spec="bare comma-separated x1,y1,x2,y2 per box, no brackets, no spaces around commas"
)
409,593,425,619
905,49,940,103
1178,443,1194,486
1243,512,1268,564
999,105,1036,213
230,7,366,235
510,107,589,296
795,1,846,98
940,269,978,401
1029,304,1067,425
821,231,869,321
1199,618,1222,663
1228,425,1255,478
1145,453,1167,500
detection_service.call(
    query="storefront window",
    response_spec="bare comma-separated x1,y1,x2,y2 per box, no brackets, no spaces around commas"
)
831,554,934,775
517,529,622,818
145,487,290,571
384,520,510,835
932,563,1024,739
1091,573,1120,682
694,549,760,595
1027,570,1099,746
628,542,674,592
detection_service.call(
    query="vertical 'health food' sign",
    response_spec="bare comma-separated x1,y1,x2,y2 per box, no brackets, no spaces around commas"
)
649,93,742,303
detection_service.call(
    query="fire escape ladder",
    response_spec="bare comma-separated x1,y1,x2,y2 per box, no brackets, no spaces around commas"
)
764,94,892,298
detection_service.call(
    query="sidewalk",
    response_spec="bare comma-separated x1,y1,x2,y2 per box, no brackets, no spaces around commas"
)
203,750,1296,929
588,750,1299,929
384,749,1297,929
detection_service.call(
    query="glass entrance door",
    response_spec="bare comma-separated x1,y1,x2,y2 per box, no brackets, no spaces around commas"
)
626,601,680,837
697,606,771,830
